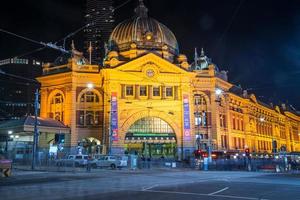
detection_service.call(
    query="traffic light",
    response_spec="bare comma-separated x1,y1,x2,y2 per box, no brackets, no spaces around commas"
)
194,149,202,158
245,148,250,157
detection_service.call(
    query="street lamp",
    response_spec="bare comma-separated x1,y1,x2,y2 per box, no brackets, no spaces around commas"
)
5,130,13,153
259,117,265,122
87,83,94,89
215,88,222,96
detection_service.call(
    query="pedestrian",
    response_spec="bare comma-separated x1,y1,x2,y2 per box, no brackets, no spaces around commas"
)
141,154,146,168
86,155,92,172
147,156,151,169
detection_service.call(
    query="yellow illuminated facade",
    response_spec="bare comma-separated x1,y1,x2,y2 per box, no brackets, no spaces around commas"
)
37,1,300,158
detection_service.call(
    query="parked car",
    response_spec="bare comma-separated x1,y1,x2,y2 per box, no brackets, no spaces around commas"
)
56,154,89,167
93,155,128,169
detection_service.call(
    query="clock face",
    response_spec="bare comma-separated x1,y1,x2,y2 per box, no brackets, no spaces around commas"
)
146,69,155,77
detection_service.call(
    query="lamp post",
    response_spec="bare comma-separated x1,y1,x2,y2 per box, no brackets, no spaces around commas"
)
108,111,112,155
31,89,39,170
5,130,13,154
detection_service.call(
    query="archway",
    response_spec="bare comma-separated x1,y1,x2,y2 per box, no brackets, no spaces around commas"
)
124,117,177,158
80,137,102,154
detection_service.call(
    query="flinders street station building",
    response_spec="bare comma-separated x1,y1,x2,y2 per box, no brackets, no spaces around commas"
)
36,1,300,159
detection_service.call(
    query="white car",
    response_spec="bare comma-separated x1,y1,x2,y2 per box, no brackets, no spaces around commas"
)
93,155,128,169
56,154,89,167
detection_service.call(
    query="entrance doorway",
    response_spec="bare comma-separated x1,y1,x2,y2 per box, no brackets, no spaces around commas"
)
125,143,177,158
124,117,177,158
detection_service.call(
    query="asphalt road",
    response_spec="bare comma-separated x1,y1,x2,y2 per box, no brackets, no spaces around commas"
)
1,169,300,200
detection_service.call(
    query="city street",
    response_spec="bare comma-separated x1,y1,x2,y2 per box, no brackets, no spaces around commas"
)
1,169,300,200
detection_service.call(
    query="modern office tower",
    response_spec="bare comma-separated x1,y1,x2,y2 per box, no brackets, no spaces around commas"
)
84,0,114,64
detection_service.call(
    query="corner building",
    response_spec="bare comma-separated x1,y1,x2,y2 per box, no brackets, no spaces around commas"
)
37,1,300,159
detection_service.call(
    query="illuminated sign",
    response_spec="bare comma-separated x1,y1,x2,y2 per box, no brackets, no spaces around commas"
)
111,92,118,141
183,94,191,141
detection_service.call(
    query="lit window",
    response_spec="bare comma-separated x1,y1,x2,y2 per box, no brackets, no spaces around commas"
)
166,87,173,97
126,86,134,96
194,112,202,126
140,86,147,96
153,86,160,96
80,91,99,103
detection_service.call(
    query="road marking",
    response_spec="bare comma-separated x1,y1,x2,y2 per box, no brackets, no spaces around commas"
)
208,187,229,195
142,184,158,191
138,189,269,200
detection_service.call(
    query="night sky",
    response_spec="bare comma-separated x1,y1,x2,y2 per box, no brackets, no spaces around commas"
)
0,0,299,109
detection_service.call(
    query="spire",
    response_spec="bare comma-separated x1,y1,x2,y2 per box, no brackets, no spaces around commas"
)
135,0,148,18
194,47,198,67
71,40,75,51
201,47,205,57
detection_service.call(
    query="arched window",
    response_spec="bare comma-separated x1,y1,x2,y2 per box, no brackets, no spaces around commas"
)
194,95,206,106
51,93,64,104
129,117,174,134
80,91,99,103
194,94,208,127
49,93,64,122
194,94,209,140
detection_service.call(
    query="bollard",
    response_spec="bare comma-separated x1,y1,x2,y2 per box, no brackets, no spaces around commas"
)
203,158,208,171
276,165,280,173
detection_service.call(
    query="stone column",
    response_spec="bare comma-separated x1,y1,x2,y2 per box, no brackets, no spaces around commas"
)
135,85,140,99
148,85,152,99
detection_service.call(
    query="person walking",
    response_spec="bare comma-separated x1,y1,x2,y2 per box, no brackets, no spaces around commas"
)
147,156,151,169
86,155,92,172
141,154,146,169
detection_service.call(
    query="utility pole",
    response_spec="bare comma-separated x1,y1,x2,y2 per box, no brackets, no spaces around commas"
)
31,89,39,170
108,110,112,155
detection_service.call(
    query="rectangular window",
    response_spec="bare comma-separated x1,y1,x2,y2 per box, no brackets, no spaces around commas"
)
140,86,147,96
86,111,94,125
153,86,160,96
76,111,84,126
232,117,236,129
194,112,201,126
126,85,133,96
241,119,244,131
219,114,223,127
166,87,173,97
94,111,100,125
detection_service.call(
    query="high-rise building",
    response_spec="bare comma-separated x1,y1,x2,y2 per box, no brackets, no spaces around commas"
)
0,58,42,121
84,0,114,65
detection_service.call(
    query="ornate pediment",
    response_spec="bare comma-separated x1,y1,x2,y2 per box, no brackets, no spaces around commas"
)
115,53,189,75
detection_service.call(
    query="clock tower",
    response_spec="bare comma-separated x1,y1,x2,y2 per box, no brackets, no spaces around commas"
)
37,45,103,151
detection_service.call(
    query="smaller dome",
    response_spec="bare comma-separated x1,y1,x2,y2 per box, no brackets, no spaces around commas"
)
108,0,179,56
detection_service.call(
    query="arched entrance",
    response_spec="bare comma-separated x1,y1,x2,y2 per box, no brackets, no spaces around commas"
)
124,117,177,158
80,137,102,154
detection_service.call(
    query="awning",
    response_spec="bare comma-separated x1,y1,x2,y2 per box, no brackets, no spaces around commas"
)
0,116,70,135
125,132,176,144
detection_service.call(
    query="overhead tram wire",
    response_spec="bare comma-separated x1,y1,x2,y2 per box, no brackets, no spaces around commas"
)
55,0,133,49
0,0,133,61
0,28,70,54
0,69,40,85
212,0,245,52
